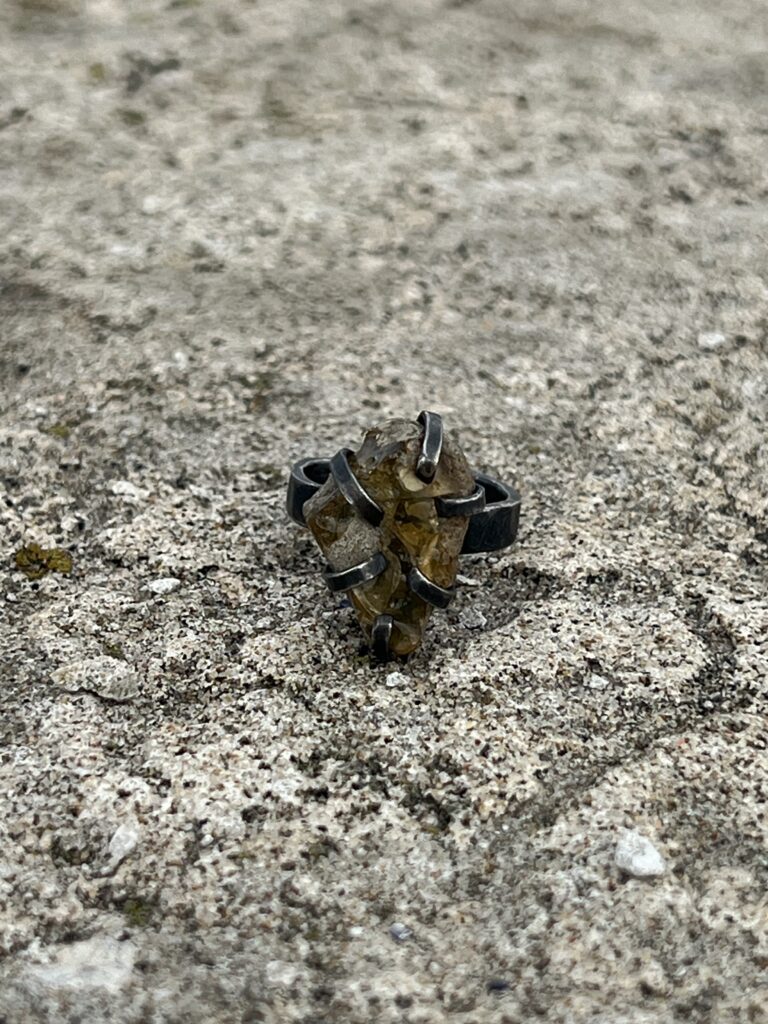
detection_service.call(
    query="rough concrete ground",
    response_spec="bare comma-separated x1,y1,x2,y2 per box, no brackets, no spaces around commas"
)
1,0,767,1021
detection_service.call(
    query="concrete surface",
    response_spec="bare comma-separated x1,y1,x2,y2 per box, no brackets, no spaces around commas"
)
1,1,766,1021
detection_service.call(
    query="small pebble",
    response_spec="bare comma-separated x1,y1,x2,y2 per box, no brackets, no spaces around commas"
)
264,960,300,988
615,829,666,878
389,922,413,942
456,573,481,587
0,861,17,881
588,673,610,689
697,331,726,350
60,513,85,533
144,577,181,595
109,480,147,500
385,670,409,689
459,606,487,629
107,822,141,867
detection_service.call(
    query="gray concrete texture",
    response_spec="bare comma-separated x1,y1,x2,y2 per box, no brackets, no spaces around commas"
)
0,0,767,1021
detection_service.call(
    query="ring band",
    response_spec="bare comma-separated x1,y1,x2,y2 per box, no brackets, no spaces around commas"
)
286,411,521,660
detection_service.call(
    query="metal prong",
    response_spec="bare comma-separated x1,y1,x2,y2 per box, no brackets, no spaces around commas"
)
435,482,486,518
416,410,443,483
330,448,384,527
407,566,455,609
460,472,521,554
286,457,331,526
371,614,394,662
323,552,388,593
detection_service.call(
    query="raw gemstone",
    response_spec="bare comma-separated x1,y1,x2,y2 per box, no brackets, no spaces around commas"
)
304,417,475,655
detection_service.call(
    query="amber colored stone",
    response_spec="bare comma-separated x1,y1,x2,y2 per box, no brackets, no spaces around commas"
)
304,418,475,656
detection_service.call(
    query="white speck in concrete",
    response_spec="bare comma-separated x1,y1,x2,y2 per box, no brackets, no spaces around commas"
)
588,673,610,689
389,922,413,942
385,670,410,689
459,606,487,629
456,573,482,587
144,577,181,595
109,480,148,500
141,195,164,215
60,513,85,533
0,860,17,882
106,822,141,869
615,829,666,878
697,331,726,350
264,960,300,989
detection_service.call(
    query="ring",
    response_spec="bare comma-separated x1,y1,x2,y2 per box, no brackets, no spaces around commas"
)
286,412,521,661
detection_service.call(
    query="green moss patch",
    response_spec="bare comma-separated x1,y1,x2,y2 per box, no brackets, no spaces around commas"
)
121,897,153,927
14,543,73,580
41,421,73,439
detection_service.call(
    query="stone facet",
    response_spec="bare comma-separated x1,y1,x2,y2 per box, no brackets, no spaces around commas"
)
304,417,475,656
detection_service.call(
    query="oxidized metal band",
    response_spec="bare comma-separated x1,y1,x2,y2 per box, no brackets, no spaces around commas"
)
286,412,521,661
